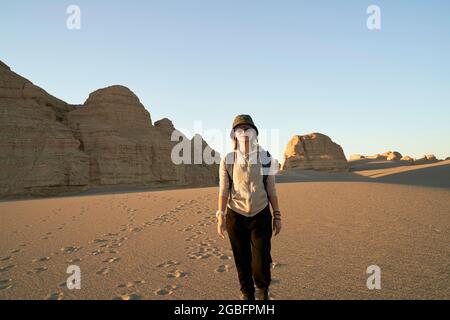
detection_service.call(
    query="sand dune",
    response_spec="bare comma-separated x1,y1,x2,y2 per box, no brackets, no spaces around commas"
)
0,163,449,300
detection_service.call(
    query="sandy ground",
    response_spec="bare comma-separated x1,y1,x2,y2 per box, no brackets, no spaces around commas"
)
0,161,449,300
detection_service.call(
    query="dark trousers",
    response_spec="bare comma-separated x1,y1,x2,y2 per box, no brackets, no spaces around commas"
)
225,204,273,295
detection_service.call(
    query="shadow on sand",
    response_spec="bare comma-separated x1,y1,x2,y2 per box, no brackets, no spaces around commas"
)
277,160,450,189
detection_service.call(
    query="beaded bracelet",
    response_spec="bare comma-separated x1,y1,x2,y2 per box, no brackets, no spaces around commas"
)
273,210,281,221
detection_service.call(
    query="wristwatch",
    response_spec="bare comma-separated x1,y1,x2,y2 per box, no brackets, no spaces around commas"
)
215,210,225,218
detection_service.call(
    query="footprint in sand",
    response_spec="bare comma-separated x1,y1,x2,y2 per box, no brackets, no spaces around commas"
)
92,239,108,244
181,226,193,232
143,221,154,227
215,264,232,273
166,269,189,279
0,256,12,262
155,285,179,296
96,268,110,276
117,280,146,289
90,249,104,256
130,227,142,233
184,235,199,242
103,232,120,237
107,243,122,249
114,293,142,300
187,240,221,261
271,262,287,269
45,292,64,300
28,266,48,274
156,260,180,268
103,257,121,264
32,257,51,263
11,249,21,254
0,279,13,290
61,246,82,254
188,252,211,260
0,265,16,273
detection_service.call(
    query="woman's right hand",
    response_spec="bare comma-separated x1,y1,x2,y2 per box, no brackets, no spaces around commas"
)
217,215,227,239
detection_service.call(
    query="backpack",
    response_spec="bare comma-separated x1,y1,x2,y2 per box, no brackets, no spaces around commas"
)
224,149,273,195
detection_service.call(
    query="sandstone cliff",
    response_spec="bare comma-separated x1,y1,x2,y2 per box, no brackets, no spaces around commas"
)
0,61,219,198
281,133,348,171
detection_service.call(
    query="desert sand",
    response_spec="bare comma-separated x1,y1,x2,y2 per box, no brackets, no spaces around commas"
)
0,160,449,300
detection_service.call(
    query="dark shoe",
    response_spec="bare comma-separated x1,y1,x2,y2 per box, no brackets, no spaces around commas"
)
240,292,255,300
255,287,270,300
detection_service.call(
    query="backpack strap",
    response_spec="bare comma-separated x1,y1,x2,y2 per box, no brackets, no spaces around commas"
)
260,150,272,194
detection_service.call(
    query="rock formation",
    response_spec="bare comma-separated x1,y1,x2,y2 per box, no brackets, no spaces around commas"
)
349,151,442,166
0,61,90,196
361,151,403,161
400,156,415,164
383,151,402,161
281,133,348,171
0,61,219,198
349,154,365,161
414,154,439,165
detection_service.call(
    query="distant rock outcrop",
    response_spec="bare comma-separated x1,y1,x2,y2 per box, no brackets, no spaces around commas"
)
350,151,442,166
349,154,365,161
400,156,415,164
383,151,402,161
362,151,403,161
0,61,219,198
281,133,348,171
414,154,439,165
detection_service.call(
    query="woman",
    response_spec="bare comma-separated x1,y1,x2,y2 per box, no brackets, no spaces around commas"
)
216,114,282,300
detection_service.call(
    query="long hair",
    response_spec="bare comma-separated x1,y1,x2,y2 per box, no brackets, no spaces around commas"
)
232,137,238,151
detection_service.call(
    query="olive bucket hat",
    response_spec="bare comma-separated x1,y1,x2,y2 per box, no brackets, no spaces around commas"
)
230,114,259,138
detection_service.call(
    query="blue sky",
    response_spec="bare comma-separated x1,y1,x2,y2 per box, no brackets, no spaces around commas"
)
1,0,449,161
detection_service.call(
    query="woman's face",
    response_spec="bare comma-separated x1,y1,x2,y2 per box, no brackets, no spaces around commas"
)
234,125,257,142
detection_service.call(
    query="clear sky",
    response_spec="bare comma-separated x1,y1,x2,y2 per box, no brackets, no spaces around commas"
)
2,0,449,161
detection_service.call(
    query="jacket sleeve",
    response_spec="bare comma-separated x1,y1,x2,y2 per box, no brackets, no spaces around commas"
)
219,156,230,198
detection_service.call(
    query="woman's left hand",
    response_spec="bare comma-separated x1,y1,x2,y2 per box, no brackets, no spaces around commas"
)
273,219,282,236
